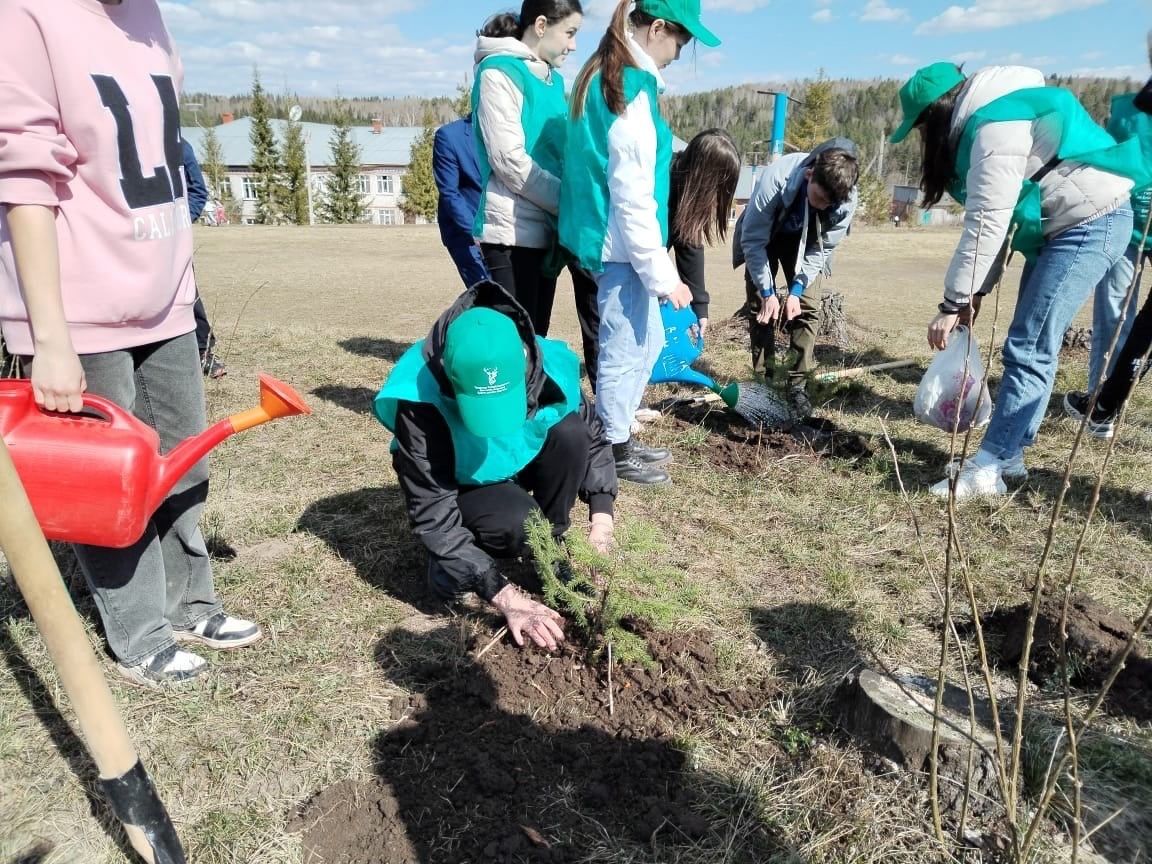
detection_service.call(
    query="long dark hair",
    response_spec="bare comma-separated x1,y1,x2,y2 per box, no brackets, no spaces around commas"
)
571,0,688,117
670,129,740,246
917,81,965,209
480,0,584,39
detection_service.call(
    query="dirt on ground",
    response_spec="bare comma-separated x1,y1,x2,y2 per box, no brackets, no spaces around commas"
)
667,400,874,473
290,627,778,864
984,591,1151,721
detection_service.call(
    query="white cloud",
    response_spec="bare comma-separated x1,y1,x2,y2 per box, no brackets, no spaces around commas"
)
708,0,770,9
1067,64,1144,80
812,8,836,22
950,50,986,64
860,0,909,22
1080,50,1104,61
916,0,1105,34
882,53,918,66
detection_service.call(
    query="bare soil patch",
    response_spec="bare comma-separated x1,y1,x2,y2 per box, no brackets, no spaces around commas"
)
291,626,777,863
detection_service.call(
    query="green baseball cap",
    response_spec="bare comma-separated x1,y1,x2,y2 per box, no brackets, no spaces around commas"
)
442,308,527,438
636,0,721,48
890,61,967,144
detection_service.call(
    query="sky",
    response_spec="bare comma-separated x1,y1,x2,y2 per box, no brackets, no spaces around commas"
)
160,0,1151,98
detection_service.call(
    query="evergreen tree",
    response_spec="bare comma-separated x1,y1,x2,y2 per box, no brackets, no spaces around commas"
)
198,125,239,223
317,105,368,224
282,115,310,225
400,109,438,224
791,72,835,152
453,82,472,119
855,171,891,225
249,69,284,224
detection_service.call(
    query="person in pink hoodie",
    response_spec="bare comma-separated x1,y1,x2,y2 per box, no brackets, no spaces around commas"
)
0,0,261,688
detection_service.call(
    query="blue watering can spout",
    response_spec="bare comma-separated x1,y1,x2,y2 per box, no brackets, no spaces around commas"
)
649,304,718,391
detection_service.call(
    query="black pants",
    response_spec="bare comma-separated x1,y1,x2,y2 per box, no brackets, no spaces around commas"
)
455,412,591,559
744,233,820,385
193,294,215,357
570,264,600,392
481,244,557,337
1097,289,1152,415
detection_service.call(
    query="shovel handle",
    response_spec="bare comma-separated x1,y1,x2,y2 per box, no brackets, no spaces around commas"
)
813,359,918,383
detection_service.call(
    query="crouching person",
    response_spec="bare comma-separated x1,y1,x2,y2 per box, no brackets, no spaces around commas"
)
374,281,618,650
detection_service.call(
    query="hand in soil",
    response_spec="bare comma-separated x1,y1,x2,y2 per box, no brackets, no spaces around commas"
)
491,585,565,651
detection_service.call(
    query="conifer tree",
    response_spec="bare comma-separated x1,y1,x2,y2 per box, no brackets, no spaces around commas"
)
791,71,835,152
400,109,438,224
282,114,310,225
453,82,472,119
317,104,368,224
197,125,239,223
249,69,285,224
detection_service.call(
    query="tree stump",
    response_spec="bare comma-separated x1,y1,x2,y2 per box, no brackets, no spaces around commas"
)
837,670,1003,818
819,291,849,348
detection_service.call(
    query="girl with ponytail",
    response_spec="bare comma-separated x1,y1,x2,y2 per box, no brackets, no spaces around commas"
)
559,0,720,486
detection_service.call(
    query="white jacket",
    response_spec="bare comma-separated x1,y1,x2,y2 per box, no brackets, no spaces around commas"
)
945,66,1133,303
601,36,680,298
473,36,561,249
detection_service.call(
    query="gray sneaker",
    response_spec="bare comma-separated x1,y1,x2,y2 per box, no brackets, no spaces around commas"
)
174,612,263,650
117,645,207,689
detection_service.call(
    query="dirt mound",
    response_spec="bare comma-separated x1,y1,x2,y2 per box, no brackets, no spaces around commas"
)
984,592,1151,720
669,400,873,473
292,628,777,863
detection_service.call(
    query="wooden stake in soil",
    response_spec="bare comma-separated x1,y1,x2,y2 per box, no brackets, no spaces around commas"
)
608,642,615,717
475,626,509,661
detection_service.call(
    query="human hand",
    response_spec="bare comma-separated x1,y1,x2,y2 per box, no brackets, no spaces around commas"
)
928,312,960,351
697,317,709,340
756,294,780,325
29,343,86,412
783,295,802,322
666,283,693,310
588,513,615,554
490,584,565,651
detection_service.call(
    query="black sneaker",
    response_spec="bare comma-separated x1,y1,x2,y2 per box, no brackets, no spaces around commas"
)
788,384,813,419
612,441,671,486
116,644,207,689
174,611,263,650
1063,391,1115,440
630,441,672,466
201,351,227,379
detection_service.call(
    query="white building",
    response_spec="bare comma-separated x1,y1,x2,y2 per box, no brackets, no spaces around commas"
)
181,116,424,226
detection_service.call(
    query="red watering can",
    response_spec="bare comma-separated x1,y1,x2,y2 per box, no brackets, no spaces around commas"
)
0,374,311,548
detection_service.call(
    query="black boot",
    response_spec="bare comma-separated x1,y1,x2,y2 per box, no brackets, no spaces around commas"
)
630,440,672,466
612,440,670,485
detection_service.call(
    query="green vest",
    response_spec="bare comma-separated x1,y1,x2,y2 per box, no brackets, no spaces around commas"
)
1107,93,1152,247
559,67,673,273
951,87,1152,259
471,55,568,238
373,337,583,486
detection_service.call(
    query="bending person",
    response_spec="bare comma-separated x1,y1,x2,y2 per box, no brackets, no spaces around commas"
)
374,281,618,651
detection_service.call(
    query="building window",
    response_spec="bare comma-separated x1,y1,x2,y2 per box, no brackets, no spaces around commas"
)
377,175,394,194
382,209,396,226
242,176,258,200
357,174,371,195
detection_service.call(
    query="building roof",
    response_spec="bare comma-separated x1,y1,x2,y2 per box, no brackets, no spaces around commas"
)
181,117,424,169
183,116,689,171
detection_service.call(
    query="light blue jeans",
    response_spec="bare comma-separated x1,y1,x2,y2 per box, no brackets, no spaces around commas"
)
982,206,1132,460
1089,243,1142,392
594,262,665,444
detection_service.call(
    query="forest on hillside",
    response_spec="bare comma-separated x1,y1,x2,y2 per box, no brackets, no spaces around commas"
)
182,74,1139,189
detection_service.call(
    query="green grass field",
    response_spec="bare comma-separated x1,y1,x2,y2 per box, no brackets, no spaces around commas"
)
0,224,1148,863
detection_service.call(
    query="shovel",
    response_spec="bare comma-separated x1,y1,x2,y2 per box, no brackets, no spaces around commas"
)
0,435,185,863
650,304,796,428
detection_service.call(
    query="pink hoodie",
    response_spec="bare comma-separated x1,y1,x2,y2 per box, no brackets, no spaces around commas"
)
0,0,196,355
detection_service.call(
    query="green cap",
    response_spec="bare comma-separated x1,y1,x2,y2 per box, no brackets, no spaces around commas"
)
636,0,721,48
889,62,967,144
442,308,527,438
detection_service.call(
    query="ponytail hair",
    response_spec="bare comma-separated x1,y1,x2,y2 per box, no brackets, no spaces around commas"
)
571,0,687,117
480,1,584,40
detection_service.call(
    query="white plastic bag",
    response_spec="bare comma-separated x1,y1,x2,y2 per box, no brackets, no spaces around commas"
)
914,326,993,433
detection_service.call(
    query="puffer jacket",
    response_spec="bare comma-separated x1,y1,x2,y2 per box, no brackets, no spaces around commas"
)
944,66,1133,303
473,36,561,249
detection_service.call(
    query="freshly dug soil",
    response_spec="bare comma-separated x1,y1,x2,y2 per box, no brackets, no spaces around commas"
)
669,401,873,474
984,592,1151,720
291,628,776,863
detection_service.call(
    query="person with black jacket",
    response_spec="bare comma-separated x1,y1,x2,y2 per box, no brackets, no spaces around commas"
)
181,140,226,378
374,281,618,651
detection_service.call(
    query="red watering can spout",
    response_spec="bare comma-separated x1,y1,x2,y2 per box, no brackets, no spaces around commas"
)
148,374,311,516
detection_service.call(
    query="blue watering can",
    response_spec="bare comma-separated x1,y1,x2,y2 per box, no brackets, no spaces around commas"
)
650,304,718,389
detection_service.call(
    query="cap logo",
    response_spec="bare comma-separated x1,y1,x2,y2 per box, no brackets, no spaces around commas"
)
474,366,509,396
484,367,499,386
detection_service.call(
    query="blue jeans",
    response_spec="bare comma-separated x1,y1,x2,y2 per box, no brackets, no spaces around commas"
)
594,263,664,444
446,241,489,288
981,207,1132,460
1089,243,1142,391
61,332,220,665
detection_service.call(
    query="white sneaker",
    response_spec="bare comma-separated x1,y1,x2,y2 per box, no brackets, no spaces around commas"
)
931,450,1007,499
946,450,1027,481
174,611,263,650
117,645,207,689
634,408,661,424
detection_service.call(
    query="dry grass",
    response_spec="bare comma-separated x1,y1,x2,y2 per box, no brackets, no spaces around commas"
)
0,224,1149,863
